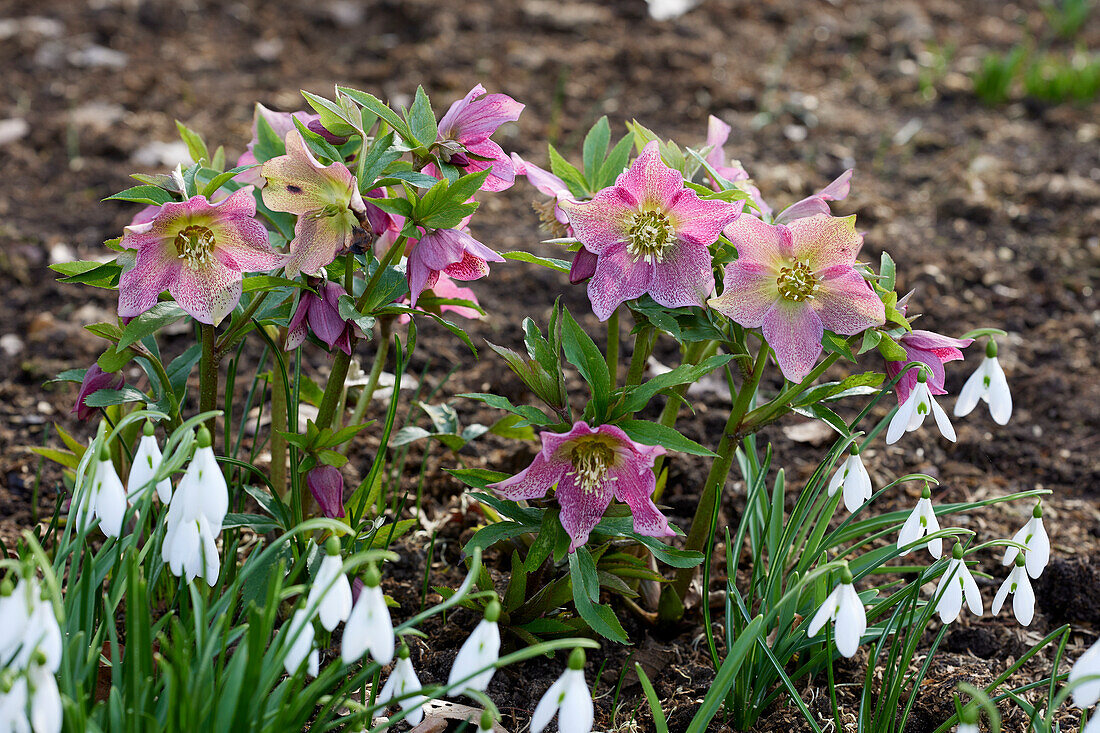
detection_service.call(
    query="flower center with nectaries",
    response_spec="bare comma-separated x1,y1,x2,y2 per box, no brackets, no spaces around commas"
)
567,438,617,494
174,225,216,270
776,260,818,301
626,209,674,264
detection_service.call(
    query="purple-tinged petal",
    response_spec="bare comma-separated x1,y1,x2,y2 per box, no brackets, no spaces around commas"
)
170,258,244,326
462,139,516,192
786,214,864,271
489,451,565,501
901,330,974,355
648,242,715,309
773,197,831,225
71,365,124,420
511,153,572,200
762,301,824,383
307,464,346,518
817,169,853,201
705,115,731,171
306,281,350,348
430,275,482,320
813,265,885,335
261,130,359,216
569,248,598,284
442,250,491,282
407,229,477,305
542,421,599,459
709,261,779,328
561,190,634,256
886,360,920,404
438,85,524,143
667,188,742,248
285,292,314,351
615,141,683,210
284,209,352,277
587,243,654,321
130,205,161,227
612,467,674,539
722,215,792,270
306,118,349,145
118,238,180,320
555,472,615,552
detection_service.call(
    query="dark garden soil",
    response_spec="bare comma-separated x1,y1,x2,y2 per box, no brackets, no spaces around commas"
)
2,0,1099,730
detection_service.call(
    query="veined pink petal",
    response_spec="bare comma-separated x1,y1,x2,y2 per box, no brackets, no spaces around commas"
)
489,450,566,501
722,215,792,270
561,189,634,255
705,115,731,171
648,242,715,309
542,421,599,460
774,170,853,225
462,139,516,192
442,250,491,281
901,330,973,354
438,85,524,143
285,292,313,351
211,215,284,273
817,169,853,201
786,214,863,271
813,265,885,335
284,210,352,277
118,239,180,319
667,189,742,248
555,472,615,552
615,141,683,210
612,465,673,539
170,258,244,326
762,301,824,383
587,242,654,321
886,361,921,404
261,130,358,216
709,261,779,328
511,152,572,200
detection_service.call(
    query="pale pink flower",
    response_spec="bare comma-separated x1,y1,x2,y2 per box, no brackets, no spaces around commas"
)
709,214,885,382
406,229,503,307
561,141,742,321
885,330,974,404
261,130,366,277
118,188,285,325
426,84,524,192
490,421,673,552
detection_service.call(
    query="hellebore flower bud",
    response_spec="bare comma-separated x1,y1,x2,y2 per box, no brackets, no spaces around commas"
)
306,465,346,518
71,365,124,421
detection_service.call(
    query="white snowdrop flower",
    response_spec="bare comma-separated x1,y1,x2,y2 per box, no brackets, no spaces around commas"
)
341,565,394,666
77,447,127,538
377,646,428,727
28,660,62,733
886,370,956,445
306,539,352,632
1069,637,1100,709
127,421,172,503
0,675,29,733
0,579,31,663
827,447,872,513
956,724,978,733
1003,503,1049,579
447,600,502,696
531,648,593,733
22,581,62,675
992,554,1035,626
954,340,1012,425
897,485,942,559
956,706,980,733
162,427,226,586
935,545,983,624
283,608,319,678
806,568,866,658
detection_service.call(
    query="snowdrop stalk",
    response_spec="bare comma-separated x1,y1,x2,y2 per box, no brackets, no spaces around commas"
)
826,445,872,513
127,420,172,502
531,648,594,733
1003,502,1049,579
306,537,352,632
992,554,1035,626
955,340,1012,425
935,544,983,624
897,484,942,558
447,600,502,696
376,645,428,727
341,563,394,666
886,368,956,444
806,566,866,658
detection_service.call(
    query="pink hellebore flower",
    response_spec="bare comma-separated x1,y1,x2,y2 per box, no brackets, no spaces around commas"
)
709,214,885,382
285,279,363,356
429,84,524,193
490,421,673,552
306,464,346,518
262,130,367,278
406,229,503,307
236,103,345,186
886,330,974,404
118,188,285,326
561,141,742,321
71,365,124,420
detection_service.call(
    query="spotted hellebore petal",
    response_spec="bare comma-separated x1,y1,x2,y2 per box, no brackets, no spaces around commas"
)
406,229,503,307
710,214,884,382
806,577,866,658
773,169,853,225
826,452,872,513
262,130,366,277
489,421,673,552
118,187,286,326
562,141,742,321
235,103,323,186
885,330,974,405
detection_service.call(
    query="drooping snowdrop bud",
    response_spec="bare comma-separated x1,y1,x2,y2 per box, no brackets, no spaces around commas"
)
954,340,1012,425
806,566,866,658
128,421,172,503
935,544,983,624
531,648,594,733
826,444,872,513
283,608,319,678
307,538,352,632
341,563,394,666
162,427,226,586
19,580,63,674
376,645,428,727
992,554,1035,626
478,709,497,733
82,446,127,538
1069,636,1100,709
28,655,62,733
956,705,979,733
897,485,942,559
1003,502,1049,579
0,578,30,663
172,427,228,532
0,675,29,732
886,369,956,445
447,600,502,696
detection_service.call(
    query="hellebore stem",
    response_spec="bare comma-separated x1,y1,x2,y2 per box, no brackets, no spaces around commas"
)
652,338,718,501
315,351,352,432
199,322,219,439
357,234,409,312
215,291,270,359
606,307,620,390
339,318,393,456
271,327,290,497
626,324,656,387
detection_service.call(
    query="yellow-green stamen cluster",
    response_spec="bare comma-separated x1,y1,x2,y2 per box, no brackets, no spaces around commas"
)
626,209,674,264
174,225,216,270
776,260,818,301
567,439,617,494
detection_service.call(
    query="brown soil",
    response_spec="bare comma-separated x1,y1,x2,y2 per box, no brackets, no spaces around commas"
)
2,0,1099,731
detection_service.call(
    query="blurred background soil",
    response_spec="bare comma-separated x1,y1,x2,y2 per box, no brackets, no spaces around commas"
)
1,0,1099,730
